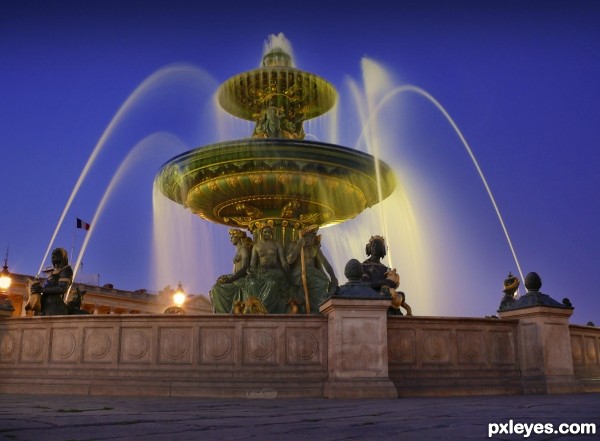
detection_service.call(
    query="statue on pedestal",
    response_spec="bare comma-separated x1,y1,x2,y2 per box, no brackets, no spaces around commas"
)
27,247,72,316
286,225,338,313
336,258,381,298
210,229,253,313
361,235,399,292
244,225,290,313
361,236,413,316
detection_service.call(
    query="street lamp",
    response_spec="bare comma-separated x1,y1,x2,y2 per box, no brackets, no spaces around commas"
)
164,282,186,314
173,282,186,307
0,246,14,317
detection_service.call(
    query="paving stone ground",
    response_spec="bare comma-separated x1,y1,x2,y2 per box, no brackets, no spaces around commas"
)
0,393,599,441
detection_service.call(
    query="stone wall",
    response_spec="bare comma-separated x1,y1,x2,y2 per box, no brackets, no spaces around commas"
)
387,316,523,396
570,324,600,392
1,313,598,398
0,315,328,398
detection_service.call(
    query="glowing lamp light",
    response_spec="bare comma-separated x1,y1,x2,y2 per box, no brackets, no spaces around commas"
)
0,248,11,292
0,267,10,291
0,246,14,317
173,282,186,307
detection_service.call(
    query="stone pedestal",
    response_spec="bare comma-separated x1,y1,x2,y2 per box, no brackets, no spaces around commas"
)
319,297,398,399
499,306,583,394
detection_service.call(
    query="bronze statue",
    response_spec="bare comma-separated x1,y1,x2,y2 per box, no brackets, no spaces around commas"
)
253,106,284,138
362,236,399,291
244,225,290,313
360,236,415,316
210,229,253,313
336,258,385,298
27,247,72,316
253,105,305,140
66,286,90,315
286,225,338,313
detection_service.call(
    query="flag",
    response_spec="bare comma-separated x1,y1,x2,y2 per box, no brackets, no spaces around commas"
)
76,218,91,230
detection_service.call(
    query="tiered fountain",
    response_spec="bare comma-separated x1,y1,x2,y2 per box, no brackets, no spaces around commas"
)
155,42,396,250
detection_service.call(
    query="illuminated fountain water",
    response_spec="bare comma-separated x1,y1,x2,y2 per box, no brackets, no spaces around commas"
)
334,59,525,315
36,65,217,285
38,34,522,318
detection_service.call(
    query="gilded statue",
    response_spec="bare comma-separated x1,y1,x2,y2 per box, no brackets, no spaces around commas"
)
253,106,305,139
498,272,519,311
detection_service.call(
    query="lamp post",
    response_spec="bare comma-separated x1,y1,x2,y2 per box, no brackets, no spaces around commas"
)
0,247,15,317
164,282,186,314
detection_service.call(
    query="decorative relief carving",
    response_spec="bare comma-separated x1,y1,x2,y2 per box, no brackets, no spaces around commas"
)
225,176,241,187
422,330,450,363
495,333,510,362
571,336,583,364
278,174,292,185
457,330,483,363
121,328,151,363
243,328,276,364
388,329,416,364
489,331,516,365
0,331,17,362
201,328,234,363
21,329,46,362
302,175,316,186
287,330,319,363
159,327,192,363
584,337,598,364
84,328,113,362
51,329,78,362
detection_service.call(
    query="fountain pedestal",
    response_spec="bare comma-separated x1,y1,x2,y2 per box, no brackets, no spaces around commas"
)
320,297,398,398
499,306,583,394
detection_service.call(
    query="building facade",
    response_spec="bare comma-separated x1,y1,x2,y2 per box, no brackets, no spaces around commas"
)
4,273,212,316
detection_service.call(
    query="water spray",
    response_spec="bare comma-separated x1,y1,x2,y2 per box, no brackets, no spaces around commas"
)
354,83,525,287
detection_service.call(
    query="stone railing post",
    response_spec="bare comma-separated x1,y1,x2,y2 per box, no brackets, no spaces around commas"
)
319,297,398,399
499,306,582,394
498,272,582,394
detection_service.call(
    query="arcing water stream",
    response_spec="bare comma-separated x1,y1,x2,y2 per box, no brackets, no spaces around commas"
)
40,44,522,317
